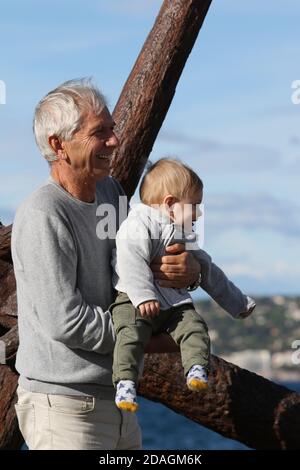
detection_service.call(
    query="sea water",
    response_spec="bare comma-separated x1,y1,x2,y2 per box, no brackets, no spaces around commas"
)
138,381,300,450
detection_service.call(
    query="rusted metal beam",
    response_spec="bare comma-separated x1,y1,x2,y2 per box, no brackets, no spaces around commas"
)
111,0,213,198
0,365,22,450
0,225,12,262
139,353,300,449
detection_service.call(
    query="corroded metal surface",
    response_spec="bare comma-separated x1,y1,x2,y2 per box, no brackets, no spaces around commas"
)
111,0,213,198
0,365,22,450
0,227,20,448
139,353,300,449
0,225,13,262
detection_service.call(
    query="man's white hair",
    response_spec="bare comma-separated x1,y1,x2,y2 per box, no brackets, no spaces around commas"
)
33,78,107,163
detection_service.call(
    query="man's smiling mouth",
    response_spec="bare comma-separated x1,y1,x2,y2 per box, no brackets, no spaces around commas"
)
96,154,110,160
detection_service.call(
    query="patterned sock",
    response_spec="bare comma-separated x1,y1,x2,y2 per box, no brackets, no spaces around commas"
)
186,365,209,391
115,380,138,412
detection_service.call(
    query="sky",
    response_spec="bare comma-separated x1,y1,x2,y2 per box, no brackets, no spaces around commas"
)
0,0,299,296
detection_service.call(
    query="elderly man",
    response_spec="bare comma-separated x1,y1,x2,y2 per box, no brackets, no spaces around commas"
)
11,79,201,450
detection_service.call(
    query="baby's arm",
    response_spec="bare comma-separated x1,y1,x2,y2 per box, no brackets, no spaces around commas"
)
113,216,160,310
193,248,256,319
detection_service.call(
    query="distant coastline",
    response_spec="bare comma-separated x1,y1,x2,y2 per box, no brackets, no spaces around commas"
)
195,295,300,385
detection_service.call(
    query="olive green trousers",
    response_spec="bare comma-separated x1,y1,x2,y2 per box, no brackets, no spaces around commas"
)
110,292,210,386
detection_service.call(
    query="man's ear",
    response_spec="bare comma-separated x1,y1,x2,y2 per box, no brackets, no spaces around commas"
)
48,135,67,160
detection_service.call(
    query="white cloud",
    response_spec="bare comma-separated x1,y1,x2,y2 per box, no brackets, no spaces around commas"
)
222,263,264,280
216,0,300,15
222,259,300,282
34,31,135,55
157,129,282,173
205,192,300,238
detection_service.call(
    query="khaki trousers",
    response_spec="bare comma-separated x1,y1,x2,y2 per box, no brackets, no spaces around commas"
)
15,386,142,450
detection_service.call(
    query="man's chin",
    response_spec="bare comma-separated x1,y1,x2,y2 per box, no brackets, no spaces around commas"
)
93,166,111,180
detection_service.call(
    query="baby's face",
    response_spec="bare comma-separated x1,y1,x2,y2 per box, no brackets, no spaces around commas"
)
172,188,203,230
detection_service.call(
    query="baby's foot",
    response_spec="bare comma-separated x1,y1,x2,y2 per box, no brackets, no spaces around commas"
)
186,365,208,391
115,380,138,412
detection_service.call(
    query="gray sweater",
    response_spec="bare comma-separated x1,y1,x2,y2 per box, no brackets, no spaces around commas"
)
113,203,255,316
12,176,125,397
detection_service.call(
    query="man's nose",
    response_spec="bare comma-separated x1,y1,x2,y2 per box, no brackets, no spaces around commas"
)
106,131,119,148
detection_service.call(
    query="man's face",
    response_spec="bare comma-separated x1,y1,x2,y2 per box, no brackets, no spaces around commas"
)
62,107,119,180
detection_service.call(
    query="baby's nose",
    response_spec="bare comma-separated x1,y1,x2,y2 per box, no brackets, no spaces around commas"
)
196,207,202,218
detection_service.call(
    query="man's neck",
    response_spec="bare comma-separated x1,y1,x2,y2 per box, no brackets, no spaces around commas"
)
50,165,96,203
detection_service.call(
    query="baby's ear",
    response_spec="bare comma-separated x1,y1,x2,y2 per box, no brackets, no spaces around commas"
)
163,194,177,209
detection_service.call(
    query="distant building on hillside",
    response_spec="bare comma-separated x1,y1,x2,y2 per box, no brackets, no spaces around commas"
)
222,349,272,378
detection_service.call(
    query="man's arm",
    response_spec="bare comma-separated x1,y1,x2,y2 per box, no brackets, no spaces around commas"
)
12,209,115,354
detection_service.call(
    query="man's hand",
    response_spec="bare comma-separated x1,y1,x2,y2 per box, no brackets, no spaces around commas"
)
139,300,160,318
151,243,201,289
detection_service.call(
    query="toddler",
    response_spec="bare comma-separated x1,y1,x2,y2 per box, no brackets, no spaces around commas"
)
111,158,255,412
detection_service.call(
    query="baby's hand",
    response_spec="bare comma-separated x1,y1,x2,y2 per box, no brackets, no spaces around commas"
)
139,300,160,318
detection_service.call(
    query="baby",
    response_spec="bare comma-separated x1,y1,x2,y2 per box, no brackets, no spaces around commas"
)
110,158,255,412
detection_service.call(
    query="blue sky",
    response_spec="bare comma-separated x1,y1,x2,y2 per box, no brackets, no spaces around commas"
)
0,0,299,296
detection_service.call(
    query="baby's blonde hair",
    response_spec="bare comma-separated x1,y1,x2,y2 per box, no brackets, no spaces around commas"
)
139,158,203,205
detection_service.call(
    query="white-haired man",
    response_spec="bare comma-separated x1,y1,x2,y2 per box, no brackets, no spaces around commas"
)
11,79,201,450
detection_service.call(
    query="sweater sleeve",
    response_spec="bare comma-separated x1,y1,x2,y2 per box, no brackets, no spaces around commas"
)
114,216,158,307
193,248,256,319
12,209,115,354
